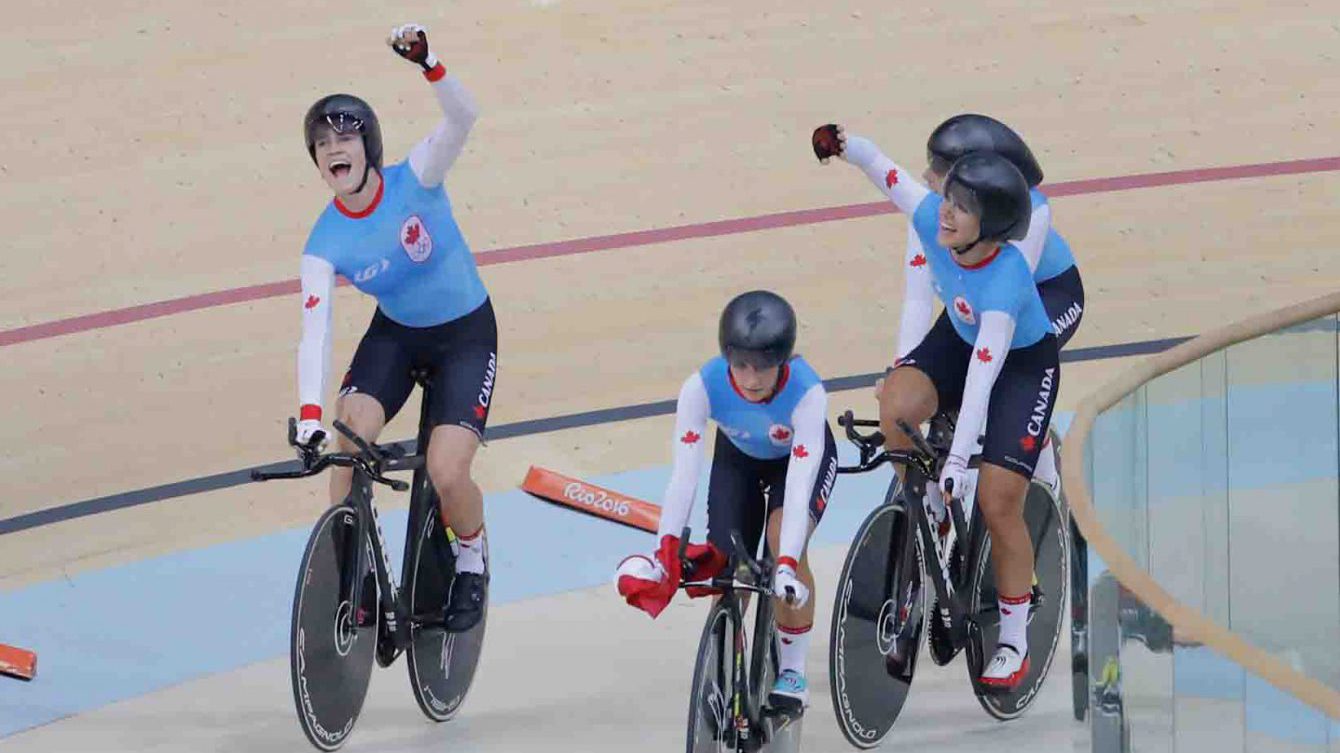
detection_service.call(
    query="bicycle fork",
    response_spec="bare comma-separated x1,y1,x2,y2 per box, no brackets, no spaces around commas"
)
349,484,407,647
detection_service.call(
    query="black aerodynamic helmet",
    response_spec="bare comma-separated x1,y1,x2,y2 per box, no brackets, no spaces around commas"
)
942,152,1032,247
927,113,1043,187
303,94,384,173
718,290,797,369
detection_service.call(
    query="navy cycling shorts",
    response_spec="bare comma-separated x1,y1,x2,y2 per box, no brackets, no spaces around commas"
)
340,298,498,439
897,312,1059,478
704,425,838,559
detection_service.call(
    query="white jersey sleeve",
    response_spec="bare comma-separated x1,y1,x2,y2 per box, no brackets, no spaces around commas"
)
895,221,936,361
657,373,711,540
778,384,827,564
407,72,480,189
297,254,336,416
1017,203,1052,275
841,134,933,216
949,311,1015,465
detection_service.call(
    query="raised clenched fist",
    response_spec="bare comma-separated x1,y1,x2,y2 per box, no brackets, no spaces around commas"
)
388,23,439,71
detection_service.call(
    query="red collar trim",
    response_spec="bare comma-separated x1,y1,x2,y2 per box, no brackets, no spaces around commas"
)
334,177,384,219
959,246,1001,270
728,362,791,404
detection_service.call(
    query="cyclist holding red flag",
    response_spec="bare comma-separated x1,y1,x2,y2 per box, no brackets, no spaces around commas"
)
615,290,838,711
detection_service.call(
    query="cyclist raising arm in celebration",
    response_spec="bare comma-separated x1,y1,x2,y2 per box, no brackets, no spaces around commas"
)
899,114,1084,494
615,291,840,711
815,124,1059,691
293,23,496,633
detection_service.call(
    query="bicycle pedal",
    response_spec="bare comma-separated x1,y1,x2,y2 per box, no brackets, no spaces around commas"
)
767,696,806,718
375,638,399,668
928,624,959,667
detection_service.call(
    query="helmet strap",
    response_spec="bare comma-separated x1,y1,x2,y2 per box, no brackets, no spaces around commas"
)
951,232,981,255
353,160,372,194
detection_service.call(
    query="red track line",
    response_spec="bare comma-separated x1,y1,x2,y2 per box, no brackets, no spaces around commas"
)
3,156,1337,348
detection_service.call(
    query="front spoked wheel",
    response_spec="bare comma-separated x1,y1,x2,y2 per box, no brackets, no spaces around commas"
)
687,602,735,753
407,500,488,723
828,502,925,749
965,481,1069,720
291,505,376,751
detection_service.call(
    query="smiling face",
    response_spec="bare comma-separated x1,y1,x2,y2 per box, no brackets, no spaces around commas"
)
937,182,984,250
310,125,369,197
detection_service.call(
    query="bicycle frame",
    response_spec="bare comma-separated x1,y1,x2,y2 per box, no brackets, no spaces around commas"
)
835,412,984,651
348,475,407,649
253,417,428,656
681,529,782,751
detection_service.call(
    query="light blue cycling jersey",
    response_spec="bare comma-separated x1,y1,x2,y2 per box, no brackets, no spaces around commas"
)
910,194,1052,349
1030,188,1077,284
303,161,487,327
700,356,824,460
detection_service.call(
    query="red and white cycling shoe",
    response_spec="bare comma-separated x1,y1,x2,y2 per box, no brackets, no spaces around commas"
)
979,644,1030,694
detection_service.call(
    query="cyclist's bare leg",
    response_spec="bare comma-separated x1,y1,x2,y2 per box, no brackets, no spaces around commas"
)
329,393,387,505
975,463,1034,599
877,366,938,463
426,424,484,539
766,508,815,629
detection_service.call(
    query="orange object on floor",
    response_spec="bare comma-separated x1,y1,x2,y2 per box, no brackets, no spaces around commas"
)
521,466,660,534
0,643,37,681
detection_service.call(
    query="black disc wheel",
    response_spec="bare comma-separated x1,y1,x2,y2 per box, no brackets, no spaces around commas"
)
290,505,376,751
407,509,488,722
965,482,1069,720
828,503,925,749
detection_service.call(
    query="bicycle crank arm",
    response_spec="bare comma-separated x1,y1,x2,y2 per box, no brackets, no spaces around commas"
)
410,612,447,629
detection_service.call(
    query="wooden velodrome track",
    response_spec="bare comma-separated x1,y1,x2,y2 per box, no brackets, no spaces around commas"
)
1,0,1336,748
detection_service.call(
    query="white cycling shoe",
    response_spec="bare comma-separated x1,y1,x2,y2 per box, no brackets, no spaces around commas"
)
979,643,1030,694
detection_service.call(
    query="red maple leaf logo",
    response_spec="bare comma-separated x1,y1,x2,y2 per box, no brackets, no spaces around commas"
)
910,254,927,267
956,299,972,316
1020,435,1037,452
792,445,809,459
404,222,421,246
473,404,487,420
304,295,320,310
885,169,899,188
681,430,701,445
976,347,993,363
816,496,827,513
771,426,792,442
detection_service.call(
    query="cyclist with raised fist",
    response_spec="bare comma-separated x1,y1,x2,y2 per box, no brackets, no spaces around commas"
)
815,124,1060,692
292,23,495,633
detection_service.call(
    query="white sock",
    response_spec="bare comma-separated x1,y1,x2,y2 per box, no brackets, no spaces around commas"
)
776,623,812,676
454,527,486,575
997,593,1031,656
